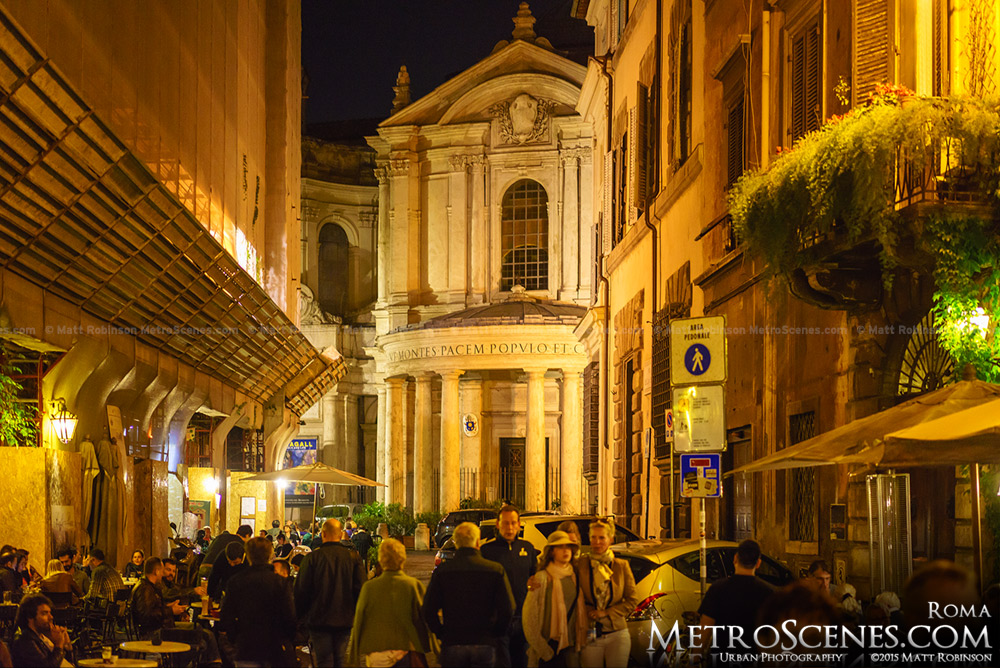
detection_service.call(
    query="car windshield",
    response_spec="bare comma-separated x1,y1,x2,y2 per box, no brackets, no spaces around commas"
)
615,553,660,584
667,548,727,584
534,519,640,545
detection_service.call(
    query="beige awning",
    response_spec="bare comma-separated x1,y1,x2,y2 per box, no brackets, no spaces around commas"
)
876,398,1000,466
730,380,1000,475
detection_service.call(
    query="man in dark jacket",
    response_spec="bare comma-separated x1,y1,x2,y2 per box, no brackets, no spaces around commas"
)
207,541,247,600
423,522,515,668
221,537,297,667
295,518,366,667
11,594,73,667
130,557,184,637
202,524,253,567
481,505,538,668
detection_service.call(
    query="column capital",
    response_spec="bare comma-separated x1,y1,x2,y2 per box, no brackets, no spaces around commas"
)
524,366,548,377
440,369,465,381
414,371,435,382
385,376,405,389
561,368,584,380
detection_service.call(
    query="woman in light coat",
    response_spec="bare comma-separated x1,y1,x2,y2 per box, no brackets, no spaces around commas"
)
348,538,437,667
522,531,584,667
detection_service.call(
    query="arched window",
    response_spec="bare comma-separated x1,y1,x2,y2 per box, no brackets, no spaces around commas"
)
500,179,548,292
318,224,349,317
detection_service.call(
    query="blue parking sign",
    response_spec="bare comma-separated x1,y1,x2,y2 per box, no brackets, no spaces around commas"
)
680,453,722,498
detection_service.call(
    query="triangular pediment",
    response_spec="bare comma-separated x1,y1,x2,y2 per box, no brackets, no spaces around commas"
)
380,40,587,128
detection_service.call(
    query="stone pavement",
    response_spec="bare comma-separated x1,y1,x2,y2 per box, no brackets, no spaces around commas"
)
404,549,437,586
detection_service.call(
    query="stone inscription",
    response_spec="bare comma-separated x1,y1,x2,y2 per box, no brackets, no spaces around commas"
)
388,341,585,363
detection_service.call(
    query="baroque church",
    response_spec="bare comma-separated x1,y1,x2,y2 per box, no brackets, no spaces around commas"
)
296,4,596,516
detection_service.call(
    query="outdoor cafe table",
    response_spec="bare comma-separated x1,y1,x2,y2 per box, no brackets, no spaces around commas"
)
78,658,157,667
120,640,190,667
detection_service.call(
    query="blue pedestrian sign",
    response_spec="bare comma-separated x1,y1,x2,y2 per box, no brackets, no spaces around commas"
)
684,343,711,376
680,453,722,498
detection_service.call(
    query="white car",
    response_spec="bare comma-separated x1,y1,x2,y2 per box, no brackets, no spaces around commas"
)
479,513,646,550
612,539,794,667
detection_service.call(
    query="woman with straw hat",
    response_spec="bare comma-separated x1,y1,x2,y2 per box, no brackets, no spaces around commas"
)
522,531,583,667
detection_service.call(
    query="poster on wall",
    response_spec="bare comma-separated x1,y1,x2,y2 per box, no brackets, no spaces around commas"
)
188,500,211,530
283,437,317,501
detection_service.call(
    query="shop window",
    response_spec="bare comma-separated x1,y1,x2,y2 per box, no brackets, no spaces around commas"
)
500,179,549,291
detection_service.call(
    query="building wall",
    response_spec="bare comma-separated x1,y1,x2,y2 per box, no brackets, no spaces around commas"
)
2,0,301,313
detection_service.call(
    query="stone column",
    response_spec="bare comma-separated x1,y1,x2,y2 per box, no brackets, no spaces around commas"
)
525,367,547,512
385,378,405,505
413,372,434,513
376,385,387,503
440,370,463,512
561,153,580,300
460,377,483,497
561,369,583,514
376,167,390,307
321,394,337,466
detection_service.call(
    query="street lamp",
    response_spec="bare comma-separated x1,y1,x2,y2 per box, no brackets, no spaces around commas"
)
50,398,77,445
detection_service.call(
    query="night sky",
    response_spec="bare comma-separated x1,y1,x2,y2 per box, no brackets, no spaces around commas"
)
301,0,593,128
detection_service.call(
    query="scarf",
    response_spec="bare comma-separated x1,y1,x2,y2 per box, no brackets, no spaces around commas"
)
545,562,575,653
590,550,614,612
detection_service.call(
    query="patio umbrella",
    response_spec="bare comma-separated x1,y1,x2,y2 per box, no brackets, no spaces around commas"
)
243,462,384,526
729,379,1000,475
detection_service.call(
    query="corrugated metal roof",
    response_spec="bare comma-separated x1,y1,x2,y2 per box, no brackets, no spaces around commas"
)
0,6,341,413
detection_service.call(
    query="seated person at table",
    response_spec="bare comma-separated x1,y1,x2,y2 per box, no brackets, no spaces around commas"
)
39,559,83,608
84,549,124,601
122,550,145,580
207,542,247,600
274,532,293,559
55,548,89,597
10,594,73,668
161,558,206,607
132,557,223,665
0,552,22,602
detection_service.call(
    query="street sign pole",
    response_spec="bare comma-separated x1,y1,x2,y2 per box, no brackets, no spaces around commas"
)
669,440,675,539
699,497,707,596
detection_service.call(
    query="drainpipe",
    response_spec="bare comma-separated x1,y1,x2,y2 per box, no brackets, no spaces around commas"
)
641,0,663,541
593,53,613,517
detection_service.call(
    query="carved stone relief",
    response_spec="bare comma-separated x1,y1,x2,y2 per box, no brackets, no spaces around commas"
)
490,93,555,145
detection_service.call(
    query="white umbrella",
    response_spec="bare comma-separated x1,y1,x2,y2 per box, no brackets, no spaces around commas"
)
243,462,384,525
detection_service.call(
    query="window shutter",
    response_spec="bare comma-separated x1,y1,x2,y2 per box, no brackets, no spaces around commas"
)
790,33,805,140
854,0,891,104
931,0,948,96
633,84,649,212
727,96,745,188
628,106,638,220
603,150,614,254
805,26,821,133
791,23,822,142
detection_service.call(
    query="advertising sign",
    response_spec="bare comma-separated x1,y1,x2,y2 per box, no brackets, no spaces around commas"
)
283,437,317,505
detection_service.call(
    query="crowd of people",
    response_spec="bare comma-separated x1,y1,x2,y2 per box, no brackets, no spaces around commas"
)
2,510,997,668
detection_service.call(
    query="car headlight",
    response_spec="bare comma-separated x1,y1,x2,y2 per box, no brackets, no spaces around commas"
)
627,593,664,621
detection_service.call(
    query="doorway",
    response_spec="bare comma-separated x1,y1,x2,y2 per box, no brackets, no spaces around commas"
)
499,437,551,508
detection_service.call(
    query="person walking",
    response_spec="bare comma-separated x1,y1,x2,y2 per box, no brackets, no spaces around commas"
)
423,522,515,668
522,531,582,667
295,518,366,667
697,539,775,660
575,518,637,668
220,537,297,667
481,504,538,668
348,538,438,667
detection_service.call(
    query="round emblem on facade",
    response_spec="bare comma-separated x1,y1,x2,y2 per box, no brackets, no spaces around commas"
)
462,413,480,437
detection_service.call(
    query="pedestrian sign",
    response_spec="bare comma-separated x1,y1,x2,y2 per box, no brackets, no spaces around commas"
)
680,453,722,498
684,343,711,376
670,315,727,385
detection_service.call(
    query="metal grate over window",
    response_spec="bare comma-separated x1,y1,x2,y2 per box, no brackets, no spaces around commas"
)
789,411,817,541
501,179,548,291
583,362,600,477
651,309,671,460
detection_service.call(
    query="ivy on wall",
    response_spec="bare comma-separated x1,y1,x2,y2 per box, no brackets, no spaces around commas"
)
0,346,38,447
729,86,1000,381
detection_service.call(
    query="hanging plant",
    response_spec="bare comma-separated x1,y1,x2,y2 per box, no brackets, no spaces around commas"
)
729,88,1000,380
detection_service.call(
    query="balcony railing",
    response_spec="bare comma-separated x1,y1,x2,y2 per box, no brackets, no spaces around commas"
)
894,140,992,211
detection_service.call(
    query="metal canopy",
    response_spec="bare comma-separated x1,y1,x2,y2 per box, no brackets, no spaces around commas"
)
0,8,340,410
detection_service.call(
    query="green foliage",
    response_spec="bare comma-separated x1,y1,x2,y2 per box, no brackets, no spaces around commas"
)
367,545,379,569
352,500,418,537
459,497,504,510
729,90,1000,379
0,346,37,447
415,510,445,535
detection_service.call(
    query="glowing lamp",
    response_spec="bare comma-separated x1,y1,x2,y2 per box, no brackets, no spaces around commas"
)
50,399,78,445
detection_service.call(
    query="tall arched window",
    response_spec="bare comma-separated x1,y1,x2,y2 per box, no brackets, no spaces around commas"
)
318,223,349,317
500,179,548,291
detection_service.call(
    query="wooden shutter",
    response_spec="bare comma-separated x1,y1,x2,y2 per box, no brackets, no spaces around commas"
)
603,150,614,253
854,0,891,104
727,96,745,188
931,0,948,96
790,22,821,142
633,84,649,212
627,107,637,220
